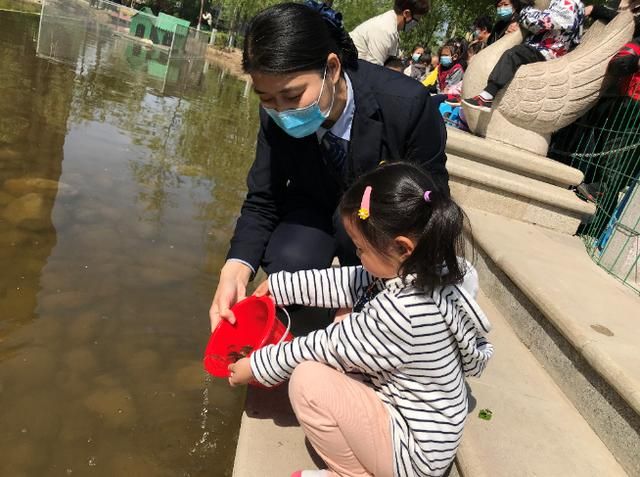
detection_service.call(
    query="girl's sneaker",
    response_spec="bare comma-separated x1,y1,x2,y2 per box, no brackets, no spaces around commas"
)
463,96,493,112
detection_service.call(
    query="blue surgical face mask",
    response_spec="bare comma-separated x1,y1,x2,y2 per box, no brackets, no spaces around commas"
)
264,67,335,139
412,53,422,63
497,6,514,19
440,55,453,68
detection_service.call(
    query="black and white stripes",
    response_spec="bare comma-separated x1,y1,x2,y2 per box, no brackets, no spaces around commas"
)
250,266,493,477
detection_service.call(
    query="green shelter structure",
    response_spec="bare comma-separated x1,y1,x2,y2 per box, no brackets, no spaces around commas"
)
129,7,190,51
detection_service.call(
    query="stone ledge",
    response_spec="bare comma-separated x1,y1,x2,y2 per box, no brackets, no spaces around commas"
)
466,207,640,475
232,384,319,477
449,154,594,234
445,127,584,187
468,208,640,415
449,154,593,217
457,291,627,477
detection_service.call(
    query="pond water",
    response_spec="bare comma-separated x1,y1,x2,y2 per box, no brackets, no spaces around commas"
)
0,9,260,476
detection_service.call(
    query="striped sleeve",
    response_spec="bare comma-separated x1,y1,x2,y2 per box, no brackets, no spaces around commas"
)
267,266,375,309
250,292,413,387
433,285,494,378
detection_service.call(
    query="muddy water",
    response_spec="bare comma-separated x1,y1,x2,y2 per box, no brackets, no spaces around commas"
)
0,10,259,476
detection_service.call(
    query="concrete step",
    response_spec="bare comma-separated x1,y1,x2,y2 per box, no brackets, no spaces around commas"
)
448,153,595,234
232,385,319,477
445,127,584,188
466,207,640,476
457,290,628,477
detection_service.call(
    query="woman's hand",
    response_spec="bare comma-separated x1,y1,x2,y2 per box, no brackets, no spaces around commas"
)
228,358,254,387
209,261,253,331
507,21,519,33
252,279,271,298
584,5,593,16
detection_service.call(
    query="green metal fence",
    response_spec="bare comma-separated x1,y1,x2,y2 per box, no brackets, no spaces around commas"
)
549,83,640,294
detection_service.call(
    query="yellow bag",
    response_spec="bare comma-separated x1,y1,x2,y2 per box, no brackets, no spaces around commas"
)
422,66,438,88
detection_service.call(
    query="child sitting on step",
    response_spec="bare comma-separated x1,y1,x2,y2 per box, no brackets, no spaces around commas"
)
464,0,585,112
228,162,494,477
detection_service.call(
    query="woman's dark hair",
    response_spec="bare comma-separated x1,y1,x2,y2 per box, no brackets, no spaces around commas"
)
473,15,494,33
340,162,470,290
242,2,358,75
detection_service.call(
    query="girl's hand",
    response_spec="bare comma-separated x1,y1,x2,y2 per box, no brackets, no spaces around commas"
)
228,358,254,387
252,279,271,298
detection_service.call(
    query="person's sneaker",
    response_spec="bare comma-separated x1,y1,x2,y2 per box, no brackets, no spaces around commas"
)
575,182,604,203
463,96,493,112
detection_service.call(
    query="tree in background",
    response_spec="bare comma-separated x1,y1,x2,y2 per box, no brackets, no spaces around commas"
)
136,0,497,52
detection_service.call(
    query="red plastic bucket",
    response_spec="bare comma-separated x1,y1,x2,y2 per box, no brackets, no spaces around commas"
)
203,295,293,383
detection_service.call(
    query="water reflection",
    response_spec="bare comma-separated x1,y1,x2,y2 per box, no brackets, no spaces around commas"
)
0,9,259,476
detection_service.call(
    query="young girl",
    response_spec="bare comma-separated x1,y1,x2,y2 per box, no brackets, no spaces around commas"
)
228,162,493,477
436,40,465,100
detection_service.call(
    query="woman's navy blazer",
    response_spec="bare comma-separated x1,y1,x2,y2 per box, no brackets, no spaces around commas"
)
228,60,449,270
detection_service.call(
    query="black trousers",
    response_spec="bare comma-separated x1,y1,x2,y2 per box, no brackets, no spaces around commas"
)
485,44,546,97
261,205,359,335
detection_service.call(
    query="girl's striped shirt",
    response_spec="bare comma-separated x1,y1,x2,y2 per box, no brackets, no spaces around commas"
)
250,266,494,477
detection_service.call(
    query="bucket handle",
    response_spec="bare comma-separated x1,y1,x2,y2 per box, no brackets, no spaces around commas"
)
276,306,292,345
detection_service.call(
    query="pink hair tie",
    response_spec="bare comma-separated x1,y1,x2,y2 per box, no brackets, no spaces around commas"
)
358,186,372,220
423,190,432,203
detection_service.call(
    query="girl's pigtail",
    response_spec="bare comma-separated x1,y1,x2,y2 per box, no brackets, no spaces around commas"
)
400,193,467,290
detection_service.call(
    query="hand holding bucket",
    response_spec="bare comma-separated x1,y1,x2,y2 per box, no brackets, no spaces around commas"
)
203,295,293,387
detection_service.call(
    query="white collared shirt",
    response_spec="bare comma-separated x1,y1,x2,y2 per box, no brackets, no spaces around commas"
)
316,72,355,143
350,10,399,66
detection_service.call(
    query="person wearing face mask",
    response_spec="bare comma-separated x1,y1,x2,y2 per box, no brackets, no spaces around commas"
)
464,0,584,111
209,1,448,332
472,15,494,45
349,0,429,66
488,0,528,45
436,41,465,99
403,44,430,80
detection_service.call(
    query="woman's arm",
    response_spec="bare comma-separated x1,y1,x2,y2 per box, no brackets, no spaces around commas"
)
268,266,375,309
227,108,288,271
210,109,287,330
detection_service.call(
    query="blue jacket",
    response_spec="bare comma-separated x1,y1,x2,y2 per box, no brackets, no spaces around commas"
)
228,60,449,271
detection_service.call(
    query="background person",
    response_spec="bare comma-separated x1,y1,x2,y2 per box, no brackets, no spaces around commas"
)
403,44,430,80
209,1,448,331
488,0,527,45
350,0,430,66
384,55,406,72
472,15,494,44
464,0,585,111
436,40,465,99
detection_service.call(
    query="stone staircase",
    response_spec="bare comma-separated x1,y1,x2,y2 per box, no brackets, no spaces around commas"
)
445,127,595,235
456,208,640,477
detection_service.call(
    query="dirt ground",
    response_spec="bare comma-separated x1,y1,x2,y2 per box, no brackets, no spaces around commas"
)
205,46,251,83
